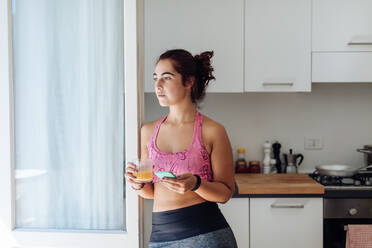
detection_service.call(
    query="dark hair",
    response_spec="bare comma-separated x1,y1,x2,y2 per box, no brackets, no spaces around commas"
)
157,49,215,106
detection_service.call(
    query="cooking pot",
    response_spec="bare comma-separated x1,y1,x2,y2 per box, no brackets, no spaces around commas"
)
315,164,360,177
357,145,372,167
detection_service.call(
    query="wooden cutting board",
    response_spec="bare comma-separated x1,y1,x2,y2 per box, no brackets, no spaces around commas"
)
235,173,324,195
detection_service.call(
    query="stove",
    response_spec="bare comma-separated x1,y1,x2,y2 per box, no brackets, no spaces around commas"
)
308,168,372,248
308,169,372,198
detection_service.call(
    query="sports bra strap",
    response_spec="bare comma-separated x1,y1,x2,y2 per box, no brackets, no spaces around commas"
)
194,112,204,146
150,115,168,145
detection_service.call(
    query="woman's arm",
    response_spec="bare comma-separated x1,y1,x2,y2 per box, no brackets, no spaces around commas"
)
161,122,235,203
194,123,235,203
124,123,155,199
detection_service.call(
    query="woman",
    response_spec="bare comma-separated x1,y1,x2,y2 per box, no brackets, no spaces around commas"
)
125,49,237,248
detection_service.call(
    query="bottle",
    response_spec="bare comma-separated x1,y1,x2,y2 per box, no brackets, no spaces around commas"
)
263,141,272,174
235,148,248,173
249,161,261,173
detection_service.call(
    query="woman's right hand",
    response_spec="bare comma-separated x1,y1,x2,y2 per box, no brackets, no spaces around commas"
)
125,162,144,190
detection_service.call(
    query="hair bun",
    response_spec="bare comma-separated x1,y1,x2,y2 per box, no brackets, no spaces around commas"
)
194,51,215,87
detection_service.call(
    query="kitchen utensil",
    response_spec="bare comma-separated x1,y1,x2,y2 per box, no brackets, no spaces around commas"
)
283,149,304,173
357,145,372,167
263,141,272,174
315,164,360,177
272,141,282,173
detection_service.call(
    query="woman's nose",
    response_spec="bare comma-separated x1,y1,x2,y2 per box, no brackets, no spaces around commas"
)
155,78,163,89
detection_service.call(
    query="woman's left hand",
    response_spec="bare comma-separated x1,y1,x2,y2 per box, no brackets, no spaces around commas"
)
161,173,197,194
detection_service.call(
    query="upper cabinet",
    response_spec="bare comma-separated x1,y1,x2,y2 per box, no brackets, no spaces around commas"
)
144,0,244,93
144,0,371,93
312,0,372,52
312,0,372,82
244,0,311,92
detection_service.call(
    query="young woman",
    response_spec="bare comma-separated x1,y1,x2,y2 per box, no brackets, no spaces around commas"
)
125,49,237,248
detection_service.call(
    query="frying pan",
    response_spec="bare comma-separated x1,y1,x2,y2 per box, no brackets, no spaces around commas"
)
315,164,361,177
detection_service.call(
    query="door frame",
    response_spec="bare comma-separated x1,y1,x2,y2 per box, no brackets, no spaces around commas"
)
0,0,145,247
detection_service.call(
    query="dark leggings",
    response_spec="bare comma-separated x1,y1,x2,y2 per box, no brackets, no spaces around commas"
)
149,201,237,247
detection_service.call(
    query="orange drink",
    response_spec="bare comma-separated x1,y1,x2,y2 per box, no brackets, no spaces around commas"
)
132,158,153,182
136,171,153,181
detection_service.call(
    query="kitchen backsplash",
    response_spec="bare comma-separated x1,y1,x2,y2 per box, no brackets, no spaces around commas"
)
144,83,372,173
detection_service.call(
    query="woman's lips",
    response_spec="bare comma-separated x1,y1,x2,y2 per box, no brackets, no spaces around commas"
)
157,94,165,98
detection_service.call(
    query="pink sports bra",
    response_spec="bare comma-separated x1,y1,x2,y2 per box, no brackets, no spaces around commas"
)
148,111,213,183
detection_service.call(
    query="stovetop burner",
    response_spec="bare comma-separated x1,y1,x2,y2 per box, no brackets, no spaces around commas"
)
308,171,372,187
308,170,372,197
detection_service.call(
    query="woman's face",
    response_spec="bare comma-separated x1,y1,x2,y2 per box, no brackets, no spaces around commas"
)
153,59,192,107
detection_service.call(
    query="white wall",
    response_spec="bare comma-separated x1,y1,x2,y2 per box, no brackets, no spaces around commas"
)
143,83,372,246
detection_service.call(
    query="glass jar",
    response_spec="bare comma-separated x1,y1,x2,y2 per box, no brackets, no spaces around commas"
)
249,160,261,173
235,148,248,173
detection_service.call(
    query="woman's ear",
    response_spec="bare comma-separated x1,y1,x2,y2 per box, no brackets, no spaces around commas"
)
185,76,195,89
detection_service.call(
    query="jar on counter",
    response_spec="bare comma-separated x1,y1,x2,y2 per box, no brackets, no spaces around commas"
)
235,148,249,173
249,160,261,173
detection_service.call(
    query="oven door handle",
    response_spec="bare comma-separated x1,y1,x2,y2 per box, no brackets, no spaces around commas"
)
271,203,305,208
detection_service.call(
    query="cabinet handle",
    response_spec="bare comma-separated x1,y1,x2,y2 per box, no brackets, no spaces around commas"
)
348,41,372,45
262,82,294,86
271,203,304,208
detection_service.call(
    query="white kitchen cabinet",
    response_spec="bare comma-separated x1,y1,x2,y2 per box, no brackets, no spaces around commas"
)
312,0,372,83
244,0,311,92
219,198,250,248
312,53,372,83
144,0,244,93
250,198,323,248
313,0,372,52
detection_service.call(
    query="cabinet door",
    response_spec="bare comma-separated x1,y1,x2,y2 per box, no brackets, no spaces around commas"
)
144,0,244,93
312,0,372,83
245,0,311,92
219,198,249,248
250,198,323,248
312,52,372,83
313,0,372,52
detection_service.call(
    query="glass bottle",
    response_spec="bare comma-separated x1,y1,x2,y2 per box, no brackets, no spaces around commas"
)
249,160,261,173
235,148,248,173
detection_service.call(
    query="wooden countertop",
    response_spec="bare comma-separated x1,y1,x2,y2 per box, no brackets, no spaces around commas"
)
235,173,324,195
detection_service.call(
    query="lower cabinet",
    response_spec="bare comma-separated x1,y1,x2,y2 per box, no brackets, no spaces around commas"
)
219,198,250,248
250,198,323,248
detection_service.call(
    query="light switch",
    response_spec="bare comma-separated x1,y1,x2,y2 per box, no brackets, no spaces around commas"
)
304,137,323,150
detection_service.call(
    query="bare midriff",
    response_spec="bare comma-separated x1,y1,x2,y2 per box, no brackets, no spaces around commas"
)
152,183,206,212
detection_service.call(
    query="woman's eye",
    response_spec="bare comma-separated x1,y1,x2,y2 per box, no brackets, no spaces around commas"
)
153,77,157,81
164,77,171,80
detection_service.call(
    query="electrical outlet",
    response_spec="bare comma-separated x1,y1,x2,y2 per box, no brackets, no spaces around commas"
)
304,137,323,150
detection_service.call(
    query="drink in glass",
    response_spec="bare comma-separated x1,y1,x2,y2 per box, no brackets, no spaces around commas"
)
133,158,153,182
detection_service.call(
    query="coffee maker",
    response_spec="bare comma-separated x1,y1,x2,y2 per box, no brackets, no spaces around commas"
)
283,149,304,173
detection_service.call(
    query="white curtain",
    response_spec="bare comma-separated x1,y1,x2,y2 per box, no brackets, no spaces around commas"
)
12,0,124,230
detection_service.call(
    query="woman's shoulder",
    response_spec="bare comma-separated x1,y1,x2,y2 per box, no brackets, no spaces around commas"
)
140,119,161,143
201,114,228,139
141,119,159,135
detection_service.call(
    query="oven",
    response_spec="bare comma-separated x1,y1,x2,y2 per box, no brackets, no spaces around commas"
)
324,198,372,248
309,170,372,248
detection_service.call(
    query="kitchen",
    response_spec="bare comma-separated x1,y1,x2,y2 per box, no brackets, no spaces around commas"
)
143,0,372,247
1,0,372,247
